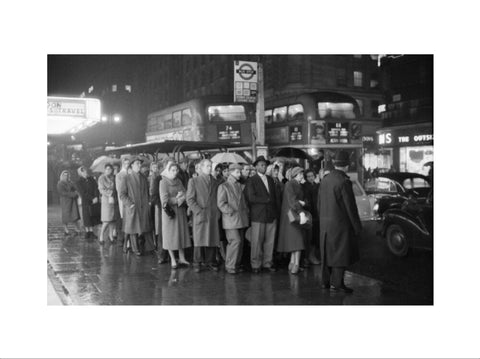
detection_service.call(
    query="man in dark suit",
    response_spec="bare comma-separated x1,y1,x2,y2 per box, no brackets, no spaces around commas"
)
244,156,279,273
317,150,362,293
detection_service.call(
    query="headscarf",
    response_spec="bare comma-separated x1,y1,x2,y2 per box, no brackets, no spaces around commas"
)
161,160,178,179
59,170,70,182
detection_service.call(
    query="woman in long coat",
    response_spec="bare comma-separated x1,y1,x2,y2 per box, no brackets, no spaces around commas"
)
277,166,308,274
76,166,101,239
98,163,120,244
159,161,191,269
57,170,81,235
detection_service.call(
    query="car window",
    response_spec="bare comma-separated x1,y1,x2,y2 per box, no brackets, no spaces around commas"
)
403,179,413,189
412,177,431,188
365,178,397,194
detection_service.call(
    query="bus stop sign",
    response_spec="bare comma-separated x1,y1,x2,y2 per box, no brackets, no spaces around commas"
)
234,60,258,103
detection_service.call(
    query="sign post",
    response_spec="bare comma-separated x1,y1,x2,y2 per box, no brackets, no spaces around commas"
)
234,60,262,160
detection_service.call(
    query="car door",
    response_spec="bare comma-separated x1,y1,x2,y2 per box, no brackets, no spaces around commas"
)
351,179,374,221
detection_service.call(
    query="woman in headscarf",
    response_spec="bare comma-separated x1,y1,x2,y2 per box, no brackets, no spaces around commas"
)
56,170,81,235
159,161,191,269
277,166,308,274
98,163,120,244
76,166,101,240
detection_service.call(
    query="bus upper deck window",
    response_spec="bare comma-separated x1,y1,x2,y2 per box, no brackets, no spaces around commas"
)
273,106,287,123
182,108,192,126
318,102,356,120
208,105,246,122
173,111,182,128
265,109,273,124
288,104,304,121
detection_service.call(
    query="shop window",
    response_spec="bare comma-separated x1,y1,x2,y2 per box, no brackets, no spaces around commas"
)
273,106,287,123
112,84,117,92
125,85,132,92
265,109,273,124
287,104,304,121
208,105,246,122
354,71,363,87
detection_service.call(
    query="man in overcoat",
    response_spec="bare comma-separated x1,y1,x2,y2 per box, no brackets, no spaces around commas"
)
118,157,154,256
244,156,279,273
186,159,222,272
317,150,362,293
217,163,249,274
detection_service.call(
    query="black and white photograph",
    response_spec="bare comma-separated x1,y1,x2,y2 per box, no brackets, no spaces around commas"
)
1,1,480,358
47,54,434,306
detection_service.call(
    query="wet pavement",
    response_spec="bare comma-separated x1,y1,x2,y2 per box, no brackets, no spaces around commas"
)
47,206,431,305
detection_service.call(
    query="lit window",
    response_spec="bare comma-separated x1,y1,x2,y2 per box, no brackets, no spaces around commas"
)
287,104,304,121
318,102,355,120
370,79,379,88
88,86,94,93
112,84,117,92
354,71,363,87
273,106,287,123
208,105,246,122
356,99,364,115
181,108,192,126
125,85,132,92
265,109,273,124
173,111,182,127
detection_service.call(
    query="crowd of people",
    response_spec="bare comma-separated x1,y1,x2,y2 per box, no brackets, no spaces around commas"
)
56,150,362,293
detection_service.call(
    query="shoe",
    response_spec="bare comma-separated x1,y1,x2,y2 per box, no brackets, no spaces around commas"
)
208,265,219,272
308,256,321,265
226,269,238,275
290,264,299,275
263,266,277,272
330,285,354,294
171,263,178,269
178,261,190,267
193,266,201,273
251,268,261,274
321,283,331,289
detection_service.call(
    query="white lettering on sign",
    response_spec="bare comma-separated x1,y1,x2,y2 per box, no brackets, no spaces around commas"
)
398,136,410,143
413,134,433,142
379,133,392,145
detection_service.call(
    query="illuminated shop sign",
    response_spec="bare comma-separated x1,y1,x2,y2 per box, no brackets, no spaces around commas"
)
378,131,433,146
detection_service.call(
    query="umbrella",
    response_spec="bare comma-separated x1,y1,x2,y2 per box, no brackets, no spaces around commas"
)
90,155,121,173
210,152,248,164
423,161,434,167
274,147,312,161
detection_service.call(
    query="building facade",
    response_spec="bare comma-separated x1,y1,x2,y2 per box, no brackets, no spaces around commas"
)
368,55,433,175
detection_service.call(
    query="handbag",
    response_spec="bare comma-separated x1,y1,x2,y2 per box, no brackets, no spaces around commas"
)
287,209,313,229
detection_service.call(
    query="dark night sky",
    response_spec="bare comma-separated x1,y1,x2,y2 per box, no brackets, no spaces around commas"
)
47,55,135,96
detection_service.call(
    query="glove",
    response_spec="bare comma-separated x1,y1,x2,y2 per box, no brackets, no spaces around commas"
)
299,212,307,225
163,203,176,219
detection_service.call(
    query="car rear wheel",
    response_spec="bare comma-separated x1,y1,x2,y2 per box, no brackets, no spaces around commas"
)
386,224,409,257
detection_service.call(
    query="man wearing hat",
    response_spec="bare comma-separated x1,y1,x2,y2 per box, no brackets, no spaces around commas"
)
217,163,249,274
115,156,131,245
118,156,154,256
244,156,279,273
317,150,362,293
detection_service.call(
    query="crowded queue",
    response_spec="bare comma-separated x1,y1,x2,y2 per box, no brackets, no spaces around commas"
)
57,150,362,293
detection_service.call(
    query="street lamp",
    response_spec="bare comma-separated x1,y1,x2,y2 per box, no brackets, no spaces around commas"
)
101,115,108,122
113,114,121,123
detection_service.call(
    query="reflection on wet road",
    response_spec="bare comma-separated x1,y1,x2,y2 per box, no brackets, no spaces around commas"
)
48,229,429,305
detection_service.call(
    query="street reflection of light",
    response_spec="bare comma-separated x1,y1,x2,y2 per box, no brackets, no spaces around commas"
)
101,115,107,122
113,115,121,123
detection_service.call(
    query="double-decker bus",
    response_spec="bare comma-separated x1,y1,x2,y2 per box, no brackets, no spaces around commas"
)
265,91,378,174
145,96,255,146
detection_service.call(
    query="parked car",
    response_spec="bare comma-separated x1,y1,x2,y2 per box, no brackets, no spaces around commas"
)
380,189,433,257
365,172,432,218
349,174,376,221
